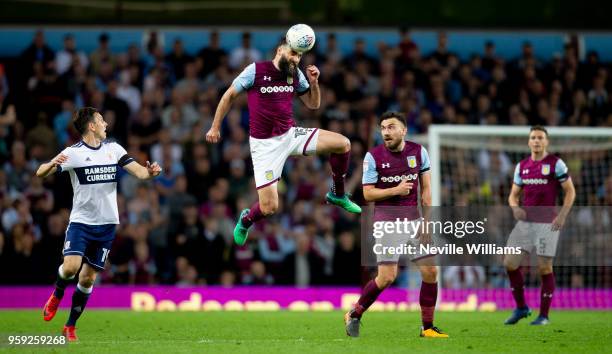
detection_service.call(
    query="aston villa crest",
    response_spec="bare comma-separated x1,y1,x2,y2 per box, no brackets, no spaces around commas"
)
287,76,293,85
541,164,550,175
407,156,417,168
265,170,274,181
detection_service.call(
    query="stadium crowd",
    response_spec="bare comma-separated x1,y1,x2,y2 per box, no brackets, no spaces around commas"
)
0,29,610,287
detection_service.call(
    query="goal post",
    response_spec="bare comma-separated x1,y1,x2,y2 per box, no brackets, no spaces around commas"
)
427,125,612,206
424,124,612,303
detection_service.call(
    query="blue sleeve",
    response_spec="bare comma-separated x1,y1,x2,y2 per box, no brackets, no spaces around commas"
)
420,146,431,173
296,68,310,93
555,159,569,181
231,63,255,93
513,163,523,186
362,152,378,185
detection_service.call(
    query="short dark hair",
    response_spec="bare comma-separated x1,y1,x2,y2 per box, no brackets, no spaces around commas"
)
379,111,407,127
73,107,98,136
530,125,548,137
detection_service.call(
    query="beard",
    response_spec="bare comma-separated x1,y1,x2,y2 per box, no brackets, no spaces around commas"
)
384,137,403,151
278,55,296,76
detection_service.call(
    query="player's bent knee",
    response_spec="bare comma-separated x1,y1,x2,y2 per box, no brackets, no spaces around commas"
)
79,272,97,288
340,137,351,153
79,278,95,288
260,201,279,216
62,261,81,277
62,266,79,278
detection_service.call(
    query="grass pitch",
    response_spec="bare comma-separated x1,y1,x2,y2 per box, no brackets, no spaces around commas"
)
1,310,610,353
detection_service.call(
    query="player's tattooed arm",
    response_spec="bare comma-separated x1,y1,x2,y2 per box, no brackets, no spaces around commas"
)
206,85,240,143
552,178,576,231
36,153,68,178
508,184,526,220
123,160,162,179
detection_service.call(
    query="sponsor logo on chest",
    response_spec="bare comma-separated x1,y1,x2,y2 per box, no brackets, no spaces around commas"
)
259,85,294,94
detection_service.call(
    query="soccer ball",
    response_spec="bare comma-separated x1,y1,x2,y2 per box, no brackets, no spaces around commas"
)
285,24,316,53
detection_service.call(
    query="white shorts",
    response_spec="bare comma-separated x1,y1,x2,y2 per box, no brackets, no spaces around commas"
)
250,127,320,189
506,221,560,257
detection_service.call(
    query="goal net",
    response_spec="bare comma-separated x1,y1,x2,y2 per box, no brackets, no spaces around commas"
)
424,125,612,308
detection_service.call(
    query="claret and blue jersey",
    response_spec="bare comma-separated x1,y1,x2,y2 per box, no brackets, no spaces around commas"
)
362,141,431,207
232,61,310,139
513,154,569,222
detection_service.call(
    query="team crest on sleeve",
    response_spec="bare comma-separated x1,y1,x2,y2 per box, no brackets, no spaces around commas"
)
265,170,274,181
541,164,550,175
407,156,417,168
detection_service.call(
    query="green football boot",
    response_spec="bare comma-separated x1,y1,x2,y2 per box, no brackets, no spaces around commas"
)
325,192,362,213
233,209,251,246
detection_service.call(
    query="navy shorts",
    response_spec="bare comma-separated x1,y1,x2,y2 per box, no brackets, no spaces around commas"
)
63,222,117,270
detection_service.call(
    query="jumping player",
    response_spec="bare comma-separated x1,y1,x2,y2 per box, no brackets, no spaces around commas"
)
206,43,361,246
37,108,162,341
503,125,576,325
344,111,448,338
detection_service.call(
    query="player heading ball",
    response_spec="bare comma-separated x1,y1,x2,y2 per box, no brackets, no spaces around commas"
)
37,107,162,341
206,40,361,247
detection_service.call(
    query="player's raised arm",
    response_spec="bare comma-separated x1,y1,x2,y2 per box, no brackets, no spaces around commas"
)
206,85,240,143
298,65,320,109
123,160,162,180
36,152,68,178
207,62,254,144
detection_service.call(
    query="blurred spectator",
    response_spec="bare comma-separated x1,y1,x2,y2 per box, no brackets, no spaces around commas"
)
53,100,75,147
117,70,141,115
90,33,114,74
243,260,274,285
129,242,156,284
431,32,453,67
280,230,325,286
443,265,486,289
318,33,342,64
166,39,193,80
229,32,262,70
26,113,57,161
0,73,16,161
332,231,361,285
56,33,89,75
20,30,55,75
196,30,227,77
